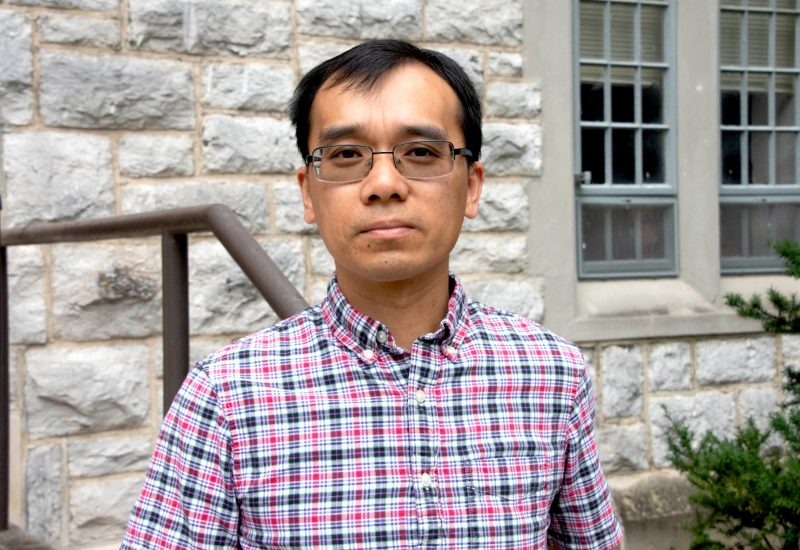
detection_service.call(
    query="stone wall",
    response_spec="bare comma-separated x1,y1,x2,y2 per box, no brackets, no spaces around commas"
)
0,1,787,548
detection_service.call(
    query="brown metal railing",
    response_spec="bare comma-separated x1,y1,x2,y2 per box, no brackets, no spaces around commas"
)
0,203,310,532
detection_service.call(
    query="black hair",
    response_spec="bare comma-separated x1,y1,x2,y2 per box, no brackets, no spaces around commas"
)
289,39,482,163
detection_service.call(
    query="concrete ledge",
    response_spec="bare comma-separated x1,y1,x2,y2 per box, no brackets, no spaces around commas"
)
0,525,54,550
609,471,694,550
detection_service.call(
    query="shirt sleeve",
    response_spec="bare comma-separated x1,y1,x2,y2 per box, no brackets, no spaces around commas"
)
121,365,239,549
547,366,623,549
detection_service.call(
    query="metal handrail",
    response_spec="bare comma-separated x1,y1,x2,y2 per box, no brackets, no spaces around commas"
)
0,203,310,532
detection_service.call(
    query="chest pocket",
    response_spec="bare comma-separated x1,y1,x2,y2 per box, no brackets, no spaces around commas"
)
468,455,550,502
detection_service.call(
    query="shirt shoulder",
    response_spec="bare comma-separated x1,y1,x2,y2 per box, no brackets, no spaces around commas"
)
462,300,587,384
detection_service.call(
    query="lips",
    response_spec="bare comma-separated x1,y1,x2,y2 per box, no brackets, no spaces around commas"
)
358,219,415,238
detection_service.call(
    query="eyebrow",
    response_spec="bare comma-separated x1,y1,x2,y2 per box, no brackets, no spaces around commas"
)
316,124,449,145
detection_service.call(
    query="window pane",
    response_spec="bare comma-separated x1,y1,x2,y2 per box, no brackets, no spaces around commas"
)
774,203,800,241
749,204,774,256
748,73,770,125
643,130,665,183
748,13,771,66
721,0,743,5
776,74,796,126
777,132,797,183
641,5,665,62
611,207,636,259
612,129,636,183
749,132,771,183
611,67,636,122
580,2,605,59
721,72,743,125
581,66,605,121
581,206,608,261
720,11,742,65
611,3,635,61
776,14,797,68
722,131,743,183
641,68,664,123
777,0,798,9
720,204,744,257
748,0,771,8
582,128,606,184
641,206,667,259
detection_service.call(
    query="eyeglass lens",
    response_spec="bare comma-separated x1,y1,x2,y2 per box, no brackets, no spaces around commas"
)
313,141,455,183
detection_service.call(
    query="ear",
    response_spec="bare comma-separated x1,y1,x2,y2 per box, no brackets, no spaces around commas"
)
463,161,484,220
296,165,317,224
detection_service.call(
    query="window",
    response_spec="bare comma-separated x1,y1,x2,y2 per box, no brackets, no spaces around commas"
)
574,0,676,278
720,0,800,273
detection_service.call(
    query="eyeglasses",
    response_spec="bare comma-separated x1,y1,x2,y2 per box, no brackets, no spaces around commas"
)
305,140,472,184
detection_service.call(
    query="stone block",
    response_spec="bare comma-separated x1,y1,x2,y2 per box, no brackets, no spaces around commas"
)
2,132,113,226
450,234,526,274
482,122,542,176
121,180,268,232
310,238,335,277
782,334,800,360
298,41,352,74
581,346,597,387
25,444,64,544
431,47,484,95
7,246,47,344
37,13,120,48
596,423,648,473
191,337,237,367
601,345,643,418
486,81,541,119
203,62,295,112
426,0,522,46
462,181,529,232
40,50,195,130
739,386,780,433
274,178,315,234
488,52,523,77
0,9,33,125
189,238,305,335
128,0,290,57
119,134,193,177
68,434,152,477
25,344,150,438
696,336,776,386
51,242,162,341
296,0,421,40
648,342,692,392
650,392,736,467
69,475,143,545
463,277,543,322
7,0,116,9
202,114,297,174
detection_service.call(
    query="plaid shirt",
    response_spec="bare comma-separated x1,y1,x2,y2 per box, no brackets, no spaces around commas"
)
122,275,622,549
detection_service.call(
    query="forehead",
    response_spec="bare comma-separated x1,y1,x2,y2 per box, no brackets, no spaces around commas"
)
308,63,464,145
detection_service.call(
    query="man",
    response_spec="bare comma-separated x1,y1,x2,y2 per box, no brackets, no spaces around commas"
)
122,39,622,549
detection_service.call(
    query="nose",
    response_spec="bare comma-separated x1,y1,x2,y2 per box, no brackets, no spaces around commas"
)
360,151,409,203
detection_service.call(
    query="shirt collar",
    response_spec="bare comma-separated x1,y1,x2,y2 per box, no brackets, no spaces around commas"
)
320,273,468,355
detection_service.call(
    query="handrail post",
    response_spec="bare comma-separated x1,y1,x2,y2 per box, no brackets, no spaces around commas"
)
161,231,190,416
1,244,9,532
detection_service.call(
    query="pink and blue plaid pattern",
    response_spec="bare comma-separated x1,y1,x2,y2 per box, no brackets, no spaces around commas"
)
122,276,622,549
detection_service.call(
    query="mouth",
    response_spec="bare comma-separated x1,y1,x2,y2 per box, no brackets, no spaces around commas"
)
359,220,415,238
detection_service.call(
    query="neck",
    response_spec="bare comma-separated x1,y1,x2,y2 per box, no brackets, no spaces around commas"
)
336,267,452,350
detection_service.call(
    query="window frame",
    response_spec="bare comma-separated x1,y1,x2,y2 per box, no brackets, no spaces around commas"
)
573,0,679,279
523,0,791,342
718,0,800,274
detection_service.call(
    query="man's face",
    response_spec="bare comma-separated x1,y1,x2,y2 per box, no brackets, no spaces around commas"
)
296,62,484,287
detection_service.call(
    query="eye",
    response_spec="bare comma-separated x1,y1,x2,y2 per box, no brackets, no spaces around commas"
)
328,146,366,160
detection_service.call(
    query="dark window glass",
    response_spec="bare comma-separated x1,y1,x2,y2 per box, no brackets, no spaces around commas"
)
581,206,608,261
612,129,636,183
643,130,665,183
722,131,742,183
582,128,606,184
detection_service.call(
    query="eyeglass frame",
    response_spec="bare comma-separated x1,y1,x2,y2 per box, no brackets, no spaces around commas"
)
304,140,473,184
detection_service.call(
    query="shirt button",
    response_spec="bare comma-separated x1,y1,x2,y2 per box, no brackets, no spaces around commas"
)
444,345,456,356
420,473,433,489
376,330,388,344
363,349,375,361
414,389,427,405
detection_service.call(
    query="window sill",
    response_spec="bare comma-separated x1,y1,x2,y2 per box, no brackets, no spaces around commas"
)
552,275,793,343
